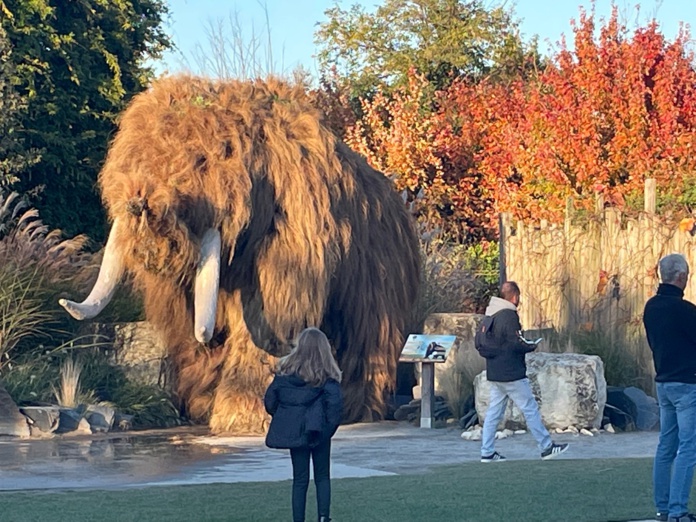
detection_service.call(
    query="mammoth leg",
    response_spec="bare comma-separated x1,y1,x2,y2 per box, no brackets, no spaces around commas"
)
144,283,228,424
328,306,406,424
209,334,276,434
170,339,229,423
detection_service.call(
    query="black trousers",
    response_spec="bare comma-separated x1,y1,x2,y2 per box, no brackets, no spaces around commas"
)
290,439,331,522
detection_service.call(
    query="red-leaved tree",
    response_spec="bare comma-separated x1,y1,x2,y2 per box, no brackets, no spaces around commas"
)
325,7,696,238
477,7,696,221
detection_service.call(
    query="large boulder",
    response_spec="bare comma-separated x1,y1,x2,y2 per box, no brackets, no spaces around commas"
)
82,322,168,387
20,406,61,434
474,352,607,430
0,379,30,438
423,313,485,397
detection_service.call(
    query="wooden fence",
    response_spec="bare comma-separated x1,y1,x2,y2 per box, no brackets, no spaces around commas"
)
501,180,696,367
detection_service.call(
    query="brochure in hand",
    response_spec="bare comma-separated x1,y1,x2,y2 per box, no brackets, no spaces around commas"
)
519,332,542,346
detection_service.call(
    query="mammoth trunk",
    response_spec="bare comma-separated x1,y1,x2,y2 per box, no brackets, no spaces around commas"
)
194,228,222,344
59,219,124,320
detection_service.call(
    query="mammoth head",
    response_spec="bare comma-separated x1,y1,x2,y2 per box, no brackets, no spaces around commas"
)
59,216,223,344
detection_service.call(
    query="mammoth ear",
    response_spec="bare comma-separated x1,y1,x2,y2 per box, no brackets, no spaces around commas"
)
59,219,124,320
194,228,221,344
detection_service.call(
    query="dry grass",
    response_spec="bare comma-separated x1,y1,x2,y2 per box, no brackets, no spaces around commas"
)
52,357,83,408
438,367,470,419
0,192,91,278
544,325,655,393
0,192,95,368
0,267,51,369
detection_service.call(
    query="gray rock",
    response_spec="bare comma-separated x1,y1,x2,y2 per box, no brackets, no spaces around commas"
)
474,352,607,430
56,408,92,434
459,410,478,430
604,403,635,432
623,387,659,431
0,379,30,438
395,396,453,423
393,404,419,421
114,413,134,431
81,322,168,388
20,406,60,433
85,404,116,433
423,313,485,398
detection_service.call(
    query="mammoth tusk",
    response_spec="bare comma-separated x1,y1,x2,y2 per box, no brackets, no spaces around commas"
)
59,219,125,320
194,228,221,344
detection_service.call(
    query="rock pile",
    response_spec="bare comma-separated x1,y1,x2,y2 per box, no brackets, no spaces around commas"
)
0,377,134,439
393,396,452,424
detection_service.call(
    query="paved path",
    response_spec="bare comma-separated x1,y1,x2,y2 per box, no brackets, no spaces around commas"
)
0,421,659,491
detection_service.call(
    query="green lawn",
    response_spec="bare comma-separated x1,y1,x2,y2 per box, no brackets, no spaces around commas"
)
0,458,671,522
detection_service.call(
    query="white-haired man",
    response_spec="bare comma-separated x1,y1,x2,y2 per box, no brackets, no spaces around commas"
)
644,253,696,522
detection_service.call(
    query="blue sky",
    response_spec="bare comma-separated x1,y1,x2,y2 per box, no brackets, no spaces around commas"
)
157,0,695,77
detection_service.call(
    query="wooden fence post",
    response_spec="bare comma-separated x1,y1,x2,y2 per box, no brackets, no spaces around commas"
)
595,193,605,214
499,213,511,287
644,178,656,214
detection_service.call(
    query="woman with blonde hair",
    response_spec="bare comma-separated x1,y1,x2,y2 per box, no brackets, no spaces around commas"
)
264,327,344,522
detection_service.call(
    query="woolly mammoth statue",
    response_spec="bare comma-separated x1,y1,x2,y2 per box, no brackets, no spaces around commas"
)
60,76,421,434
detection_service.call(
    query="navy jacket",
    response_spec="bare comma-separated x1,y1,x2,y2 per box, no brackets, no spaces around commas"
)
478,296,537,382
264,374,343,450
644,283,696,383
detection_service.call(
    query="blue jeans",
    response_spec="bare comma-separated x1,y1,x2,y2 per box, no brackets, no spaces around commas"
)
290,439,332,522
481,378,553,456
654,382,696,518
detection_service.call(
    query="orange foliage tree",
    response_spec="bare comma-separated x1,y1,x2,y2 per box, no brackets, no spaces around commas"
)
345,71,498,241
345,74,444,222
327,7,696,238
476,7,696,221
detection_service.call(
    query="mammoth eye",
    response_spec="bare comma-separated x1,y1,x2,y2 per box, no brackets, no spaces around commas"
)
126,197,147,216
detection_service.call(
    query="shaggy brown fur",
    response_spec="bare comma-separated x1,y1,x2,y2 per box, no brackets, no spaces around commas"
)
97,75,421,433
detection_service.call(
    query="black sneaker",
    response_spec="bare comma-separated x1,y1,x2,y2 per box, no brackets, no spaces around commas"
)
669,514,696,522
481,451,506,463
541,443,569,460
655,512,667,521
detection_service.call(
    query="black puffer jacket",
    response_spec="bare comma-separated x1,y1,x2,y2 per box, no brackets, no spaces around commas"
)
264,374,343,450
478,296,537,382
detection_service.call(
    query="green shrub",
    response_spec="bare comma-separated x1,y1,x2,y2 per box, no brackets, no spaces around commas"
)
75,347,128,403
413,229,498,328
2,358,58,404
110,381,182,429
0,191,175,428
6,346,182,428
0,266,52,367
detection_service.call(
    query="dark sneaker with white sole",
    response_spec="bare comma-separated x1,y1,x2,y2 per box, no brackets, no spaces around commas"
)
481,452,506,463
669,514,696,522
541,443,569,460
655,512,667,521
